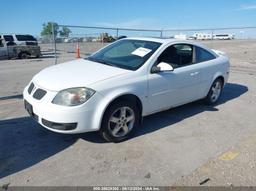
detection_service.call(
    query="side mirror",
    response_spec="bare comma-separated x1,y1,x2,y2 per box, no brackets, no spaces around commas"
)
151,62,174,73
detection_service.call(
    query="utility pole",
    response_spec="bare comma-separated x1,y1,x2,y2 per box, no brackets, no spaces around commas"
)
51,22,57,65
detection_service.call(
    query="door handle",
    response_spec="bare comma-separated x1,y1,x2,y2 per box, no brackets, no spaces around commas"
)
190,71,199,76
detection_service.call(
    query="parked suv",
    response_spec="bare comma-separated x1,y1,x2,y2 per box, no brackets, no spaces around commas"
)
0,34,38,46
0,34,41,59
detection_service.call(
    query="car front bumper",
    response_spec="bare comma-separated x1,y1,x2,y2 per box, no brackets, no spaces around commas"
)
23,83,102,134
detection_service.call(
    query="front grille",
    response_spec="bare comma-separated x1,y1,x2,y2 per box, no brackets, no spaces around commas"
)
33,89,47,100
28,83,34,94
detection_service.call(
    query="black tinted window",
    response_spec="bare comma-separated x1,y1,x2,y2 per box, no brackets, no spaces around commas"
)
0,39,3,47
16,35,37,41
4,35,14,41
158,44,193,68
196,47,216,63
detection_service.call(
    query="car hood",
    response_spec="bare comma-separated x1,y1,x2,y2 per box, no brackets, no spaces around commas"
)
33,59,130,91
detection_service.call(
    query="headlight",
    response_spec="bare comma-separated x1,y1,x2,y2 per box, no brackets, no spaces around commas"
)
52,87,95,106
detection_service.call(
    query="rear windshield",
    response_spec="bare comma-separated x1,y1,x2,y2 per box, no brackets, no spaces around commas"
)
16,35,37,41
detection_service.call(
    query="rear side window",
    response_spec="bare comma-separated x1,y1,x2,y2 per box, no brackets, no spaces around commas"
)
16,35,37,41
196,46,216,63
4,35,14,41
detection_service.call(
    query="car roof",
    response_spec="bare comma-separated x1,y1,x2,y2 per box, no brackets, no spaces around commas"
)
0,34,36,37
124,37,218,56
125,37,177,43
125,37,205,46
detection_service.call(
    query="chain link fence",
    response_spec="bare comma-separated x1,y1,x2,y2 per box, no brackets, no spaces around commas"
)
37,23,256,64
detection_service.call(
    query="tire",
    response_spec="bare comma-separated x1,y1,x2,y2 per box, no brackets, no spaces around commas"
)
19,52,29,59
99,100,140,142
205,78,223,105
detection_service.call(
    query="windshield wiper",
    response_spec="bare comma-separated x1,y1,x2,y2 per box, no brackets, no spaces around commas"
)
87,57,119,68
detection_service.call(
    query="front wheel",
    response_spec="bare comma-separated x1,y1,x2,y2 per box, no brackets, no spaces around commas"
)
99,101,140,142
205,78,223,105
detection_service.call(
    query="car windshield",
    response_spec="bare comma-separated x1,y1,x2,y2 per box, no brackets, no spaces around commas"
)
87,39,162,70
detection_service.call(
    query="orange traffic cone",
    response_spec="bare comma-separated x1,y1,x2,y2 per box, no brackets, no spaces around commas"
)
76,43,81,58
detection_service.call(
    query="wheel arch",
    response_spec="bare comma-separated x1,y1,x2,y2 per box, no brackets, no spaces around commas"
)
213,74,225,87
92,92,144,131
203,72,225,98
106,94,142,113
18,51,31,58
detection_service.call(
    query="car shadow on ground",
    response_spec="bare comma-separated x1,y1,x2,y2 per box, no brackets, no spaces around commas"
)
133,82,248,138
0,83,248,179
0,118,82,179
0,94,23,101
82,82,248,141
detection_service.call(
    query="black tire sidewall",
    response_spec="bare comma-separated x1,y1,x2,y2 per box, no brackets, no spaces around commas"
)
20,52,28,59
100,100,140,142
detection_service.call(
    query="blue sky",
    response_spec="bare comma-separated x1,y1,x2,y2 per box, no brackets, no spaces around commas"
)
1,0,256,36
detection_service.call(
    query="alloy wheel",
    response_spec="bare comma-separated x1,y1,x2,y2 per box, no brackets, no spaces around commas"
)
210,81,222,102
108,106,135,137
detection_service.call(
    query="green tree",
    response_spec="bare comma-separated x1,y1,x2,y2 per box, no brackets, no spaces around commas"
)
99,33,115,42
41,22,59,37
59,26,72,37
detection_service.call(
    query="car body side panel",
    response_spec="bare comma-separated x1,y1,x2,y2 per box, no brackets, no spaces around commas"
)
199,56,230,98
147,64,202,114
90,75,148,131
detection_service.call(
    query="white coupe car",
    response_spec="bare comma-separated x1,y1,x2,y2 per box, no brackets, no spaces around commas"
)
23,37,230,142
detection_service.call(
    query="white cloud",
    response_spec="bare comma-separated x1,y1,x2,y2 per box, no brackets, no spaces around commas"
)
240,4,256,10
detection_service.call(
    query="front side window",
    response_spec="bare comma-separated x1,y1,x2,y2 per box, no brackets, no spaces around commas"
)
87,40,161,70
196,46,216,63
157,44,194,68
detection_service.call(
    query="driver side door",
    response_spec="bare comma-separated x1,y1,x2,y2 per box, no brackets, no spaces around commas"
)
147,44,201,114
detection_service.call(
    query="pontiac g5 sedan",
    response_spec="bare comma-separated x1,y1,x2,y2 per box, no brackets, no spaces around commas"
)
23,37,230,142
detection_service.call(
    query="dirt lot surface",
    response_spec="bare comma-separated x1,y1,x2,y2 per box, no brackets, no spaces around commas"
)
0,40,255,187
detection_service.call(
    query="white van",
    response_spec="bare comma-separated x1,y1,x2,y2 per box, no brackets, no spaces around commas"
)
214,34,234,40
0,34,38,46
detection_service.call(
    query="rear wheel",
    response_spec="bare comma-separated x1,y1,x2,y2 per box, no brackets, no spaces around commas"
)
99,101,140,142
205,78,223,105
19,52,29,59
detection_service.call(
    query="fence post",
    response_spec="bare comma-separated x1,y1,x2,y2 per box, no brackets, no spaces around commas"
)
51,22,57,65
116,28,119,38
160,29,163,38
